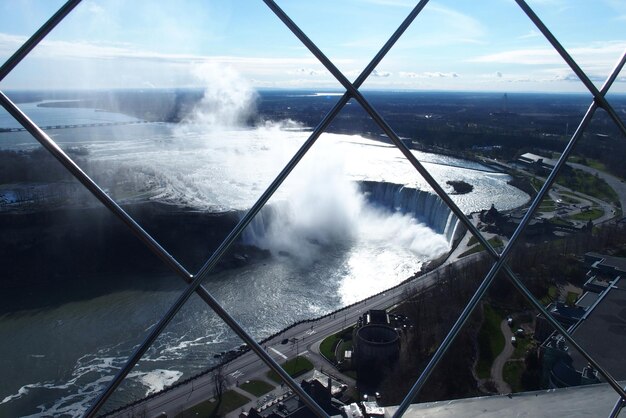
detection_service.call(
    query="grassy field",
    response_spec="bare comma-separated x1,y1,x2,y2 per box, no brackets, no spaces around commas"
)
476,304,505,379
512,335,533,359
569,208,604,221
503,360,525,392
319,327,353,363
566,291,580,306
319,333,339,363
337,339,353,362
558,191,582,204
459,236,504,258
176,390,250,418
569,156,607,172
239,379,275,397
531,177,545,192
556,169,619,204
540,285,558,305
267,356,314,383
538,198,556,212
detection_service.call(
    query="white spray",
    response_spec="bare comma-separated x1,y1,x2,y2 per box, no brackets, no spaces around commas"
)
243,139,450,267
182,62,257,129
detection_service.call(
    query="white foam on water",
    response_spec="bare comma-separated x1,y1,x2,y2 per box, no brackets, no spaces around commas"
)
128,369,183,396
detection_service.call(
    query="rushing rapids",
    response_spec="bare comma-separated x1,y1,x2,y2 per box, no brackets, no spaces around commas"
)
0,98,529,417
359,181,461,243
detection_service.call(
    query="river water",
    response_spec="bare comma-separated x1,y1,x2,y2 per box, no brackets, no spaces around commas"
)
0,101,529,416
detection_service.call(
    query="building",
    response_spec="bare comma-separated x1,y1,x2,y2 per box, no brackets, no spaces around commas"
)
353,310,401,379
539,253,626,389
517,153,555,174
241,373,346,418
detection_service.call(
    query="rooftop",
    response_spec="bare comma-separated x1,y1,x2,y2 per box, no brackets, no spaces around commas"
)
570,279,626,379
386,383,624,418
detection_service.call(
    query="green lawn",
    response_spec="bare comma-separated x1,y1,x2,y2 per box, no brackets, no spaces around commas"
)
267,356,314,382
476,304,505,379
548,217,572,227
531,177,545,192
538,196,556,212
569,156,607,172
503,360,525,392
319,333,339,363
569,208,604,221
239,379,275,397
459,236,504,258
319,327,353,363
337,339,353,362
566,291,580,306
512,336,533,359
587,160,607,171
540,285,558,305
558,194,581,204
176,390,250,418
556,169,618,204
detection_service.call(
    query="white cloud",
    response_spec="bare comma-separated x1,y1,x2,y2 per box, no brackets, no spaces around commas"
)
425,4,486,45
517,30,541,40
0,32,355,89
469,47,562,65
345,4,486,49
84,1,105,15
399,71,459,78
371,69,391,77
469,41,626,68
290,68,328,76
0,32,347,71
358,0,414,7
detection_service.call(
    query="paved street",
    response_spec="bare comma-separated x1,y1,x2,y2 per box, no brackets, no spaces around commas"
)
111,159,626,418
112,255,479,417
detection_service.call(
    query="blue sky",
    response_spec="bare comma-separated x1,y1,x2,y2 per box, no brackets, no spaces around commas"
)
0,0,625,92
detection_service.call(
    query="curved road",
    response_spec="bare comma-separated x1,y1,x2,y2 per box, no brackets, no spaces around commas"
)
491,320,514,394
569,162,626,214
111,254,482,417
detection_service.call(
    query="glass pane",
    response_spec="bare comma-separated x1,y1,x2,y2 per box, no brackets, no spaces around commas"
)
0,0,67,63
1,0,344,276
500,108,626,410
97,292,250,416
275,0,414,79
525,0,626,91
0,116,187,417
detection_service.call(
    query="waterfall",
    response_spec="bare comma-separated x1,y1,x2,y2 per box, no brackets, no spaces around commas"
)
242,180,461,251
358,181,460,244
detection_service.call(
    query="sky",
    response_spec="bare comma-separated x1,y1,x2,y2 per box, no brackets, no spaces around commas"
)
0,0,625,93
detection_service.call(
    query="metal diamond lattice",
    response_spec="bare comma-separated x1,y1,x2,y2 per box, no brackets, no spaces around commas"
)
1,0,625,417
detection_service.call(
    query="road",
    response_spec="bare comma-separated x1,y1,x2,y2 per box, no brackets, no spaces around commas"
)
111,159,626,417
482,157,622,225
111,254,481,417
569,162,626,214
491,320,514,394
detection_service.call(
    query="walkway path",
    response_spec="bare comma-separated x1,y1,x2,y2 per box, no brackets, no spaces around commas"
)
111,254,482,418
569,162,626,213
491,319,514,394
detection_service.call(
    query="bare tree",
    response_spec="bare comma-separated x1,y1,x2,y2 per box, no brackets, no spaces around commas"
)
212,362,227,407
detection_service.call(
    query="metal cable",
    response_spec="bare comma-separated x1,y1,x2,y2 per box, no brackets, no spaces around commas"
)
395,48,626,416
0,0,82,82
1,0,625,417
87,1,432,415
515,0,626,138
